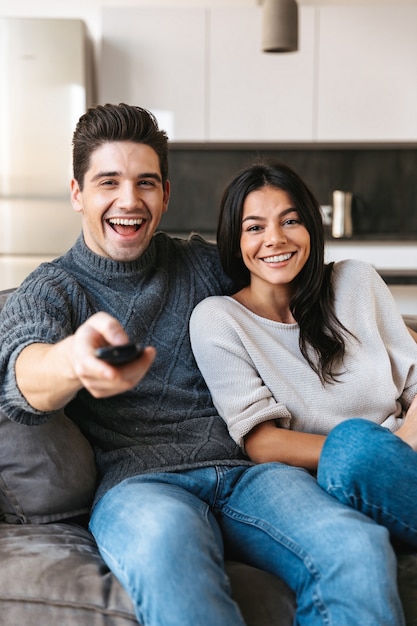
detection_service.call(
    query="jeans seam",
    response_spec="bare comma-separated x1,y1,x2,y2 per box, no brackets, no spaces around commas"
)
221,505,330,624
326,482,417,537
98,543,145,622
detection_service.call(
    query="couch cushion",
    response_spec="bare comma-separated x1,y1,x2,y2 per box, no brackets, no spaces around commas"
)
398,550,417,626
0,288,15,310
0,409,97,523
0,523,138,626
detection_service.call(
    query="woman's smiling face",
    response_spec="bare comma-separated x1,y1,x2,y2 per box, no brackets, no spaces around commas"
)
240,185,311,292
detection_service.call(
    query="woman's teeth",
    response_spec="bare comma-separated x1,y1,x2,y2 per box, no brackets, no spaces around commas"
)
263,253,292,263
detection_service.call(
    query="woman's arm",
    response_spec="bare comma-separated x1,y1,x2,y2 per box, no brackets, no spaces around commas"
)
244,420,325,472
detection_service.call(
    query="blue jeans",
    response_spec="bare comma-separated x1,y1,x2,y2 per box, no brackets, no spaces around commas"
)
318,417,417,547
90,421,407,626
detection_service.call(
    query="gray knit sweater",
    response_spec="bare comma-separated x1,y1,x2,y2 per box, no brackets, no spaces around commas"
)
0,233,248,504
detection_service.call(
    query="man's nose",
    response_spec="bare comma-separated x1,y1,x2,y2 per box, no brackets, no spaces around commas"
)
119,183,142,208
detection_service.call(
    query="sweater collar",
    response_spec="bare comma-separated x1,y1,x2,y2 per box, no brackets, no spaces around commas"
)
71,234,158,281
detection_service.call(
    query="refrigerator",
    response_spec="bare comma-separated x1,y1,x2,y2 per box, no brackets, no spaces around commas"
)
0,17,92,290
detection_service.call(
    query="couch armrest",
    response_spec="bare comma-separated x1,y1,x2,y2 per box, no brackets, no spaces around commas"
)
404,316,417,332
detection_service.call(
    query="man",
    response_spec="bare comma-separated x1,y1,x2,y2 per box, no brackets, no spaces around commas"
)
0,104,404,626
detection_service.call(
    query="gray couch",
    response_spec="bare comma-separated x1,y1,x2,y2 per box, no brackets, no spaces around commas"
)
0,286,416,626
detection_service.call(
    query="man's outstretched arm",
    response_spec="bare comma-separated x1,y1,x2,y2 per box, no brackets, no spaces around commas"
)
15,311,156,412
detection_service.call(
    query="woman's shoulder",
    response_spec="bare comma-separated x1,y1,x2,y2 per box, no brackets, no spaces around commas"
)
332,258,380,284
331,258,389,311
191,295,235,321
191,296,249,338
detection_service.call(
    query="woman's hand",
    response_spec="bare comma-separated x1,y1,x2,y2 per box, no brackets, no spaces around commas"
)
395,394,417,451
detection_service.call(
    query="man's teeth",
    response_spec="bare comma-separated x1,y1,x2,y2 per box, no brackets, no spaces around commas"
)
108,218,144,226
263,253,292,263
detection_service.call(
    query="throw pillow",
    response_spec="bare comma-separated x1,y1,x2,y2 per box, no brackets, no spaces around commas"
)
0,409,97,524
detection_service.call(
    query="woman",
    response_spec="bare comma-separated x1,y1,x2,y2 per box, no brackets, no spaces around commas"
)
190,160,417,551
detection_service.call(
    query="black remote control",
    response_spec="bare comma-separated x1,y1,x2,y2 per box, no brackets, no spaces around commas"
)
95,343,144,366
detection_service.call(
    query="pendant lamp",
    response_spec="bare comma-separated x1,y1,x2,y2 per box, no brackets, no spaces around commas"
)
262,0,298,53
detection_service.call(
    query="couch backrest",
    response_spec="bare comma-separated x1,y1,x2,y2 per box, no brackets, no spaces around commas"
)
0,289,15,311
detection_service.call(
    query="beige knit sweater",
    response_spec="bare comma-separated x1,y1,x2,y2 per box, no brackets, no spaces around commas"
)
190,259,417,448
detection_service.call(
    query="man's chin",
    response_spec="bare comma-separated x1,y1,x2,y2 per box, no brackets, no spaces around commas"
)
83,227,154,261
109,247,146,263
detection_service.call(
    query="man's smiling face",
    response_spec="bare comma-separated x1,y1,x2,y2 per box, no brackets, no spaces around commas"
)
70,141,170,262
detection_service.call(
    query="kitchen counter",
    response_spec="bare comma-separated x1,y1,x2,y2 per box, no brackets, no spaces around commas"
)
324,240,417,278
324,240,417,313
327,234,417,242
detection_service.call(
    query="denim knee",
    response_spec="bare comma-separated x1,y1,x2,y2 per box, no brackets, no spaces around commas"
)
90,478,246,626
317,418,389,503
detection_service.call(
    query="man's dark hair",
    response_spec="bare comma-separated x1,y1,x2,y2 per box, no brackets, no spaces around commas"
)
72,103,169,189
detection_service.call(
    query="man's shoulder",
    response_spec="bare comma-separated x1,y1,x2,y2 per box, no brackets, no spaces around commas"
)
154,231,217,255
154,231,234,295
6,252,81,307
154,231,222,272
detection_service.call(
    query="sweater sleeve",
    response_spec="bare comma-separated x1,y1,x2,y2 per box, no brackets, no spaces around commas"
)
334,259,417,414
190,297,291,448
0,266,88,424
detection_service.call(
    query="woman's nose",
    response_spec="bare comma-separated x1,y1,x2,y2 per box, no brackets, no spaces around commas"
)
264,225,286,246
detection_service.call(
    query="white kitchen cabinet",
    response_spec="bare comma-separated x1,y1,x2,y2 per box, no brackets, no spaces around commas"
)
100,7,207,141
208,6,316,142
99,4,417,144
316,6,417,142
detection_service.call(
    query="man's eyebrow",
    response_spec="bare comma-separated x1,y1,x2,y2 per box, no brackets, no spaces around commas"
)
139,172,163,183
90,171,163,183
91,170,120,182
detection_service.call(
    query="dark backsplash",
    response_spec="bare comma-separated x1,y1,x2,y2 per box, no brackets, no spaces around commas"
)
160,146,417,239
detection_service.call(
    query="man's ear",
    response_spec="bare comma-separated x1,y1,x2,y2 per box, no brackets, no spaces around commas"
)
70,178,83,213
162,180,170,214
